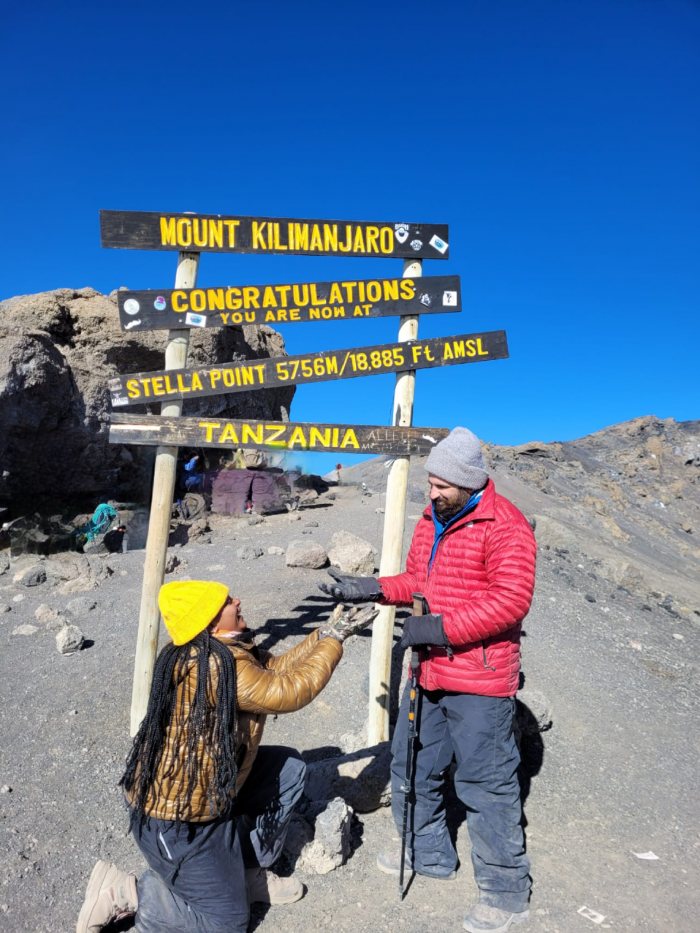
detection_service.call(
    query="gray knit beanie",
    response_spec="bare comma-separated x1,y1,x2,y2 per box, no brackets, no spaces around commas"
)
425,427,488,490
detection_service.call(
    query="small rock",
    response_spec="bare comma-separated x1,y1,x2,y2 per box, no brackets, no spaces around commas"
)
327,531,377,575
584,594,596,603
267,546,285,556
304,521,319,528
12,594,24,603
14,564,47,587
66,596,97,616
247,515,265,526
236,546,264,560
286,540,328,569
672,633,684,641
0,603,11,613
56,624,85,655
290,797,354,874
12,624,38,636
0,786,11,794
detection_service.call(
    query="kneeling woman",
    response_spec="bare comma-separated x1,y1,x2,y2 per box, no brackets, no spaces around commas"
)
77,579,374,933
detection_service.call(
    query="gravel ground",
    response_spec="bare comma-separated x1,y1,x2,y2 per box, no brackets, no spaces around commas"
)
0,473,698,933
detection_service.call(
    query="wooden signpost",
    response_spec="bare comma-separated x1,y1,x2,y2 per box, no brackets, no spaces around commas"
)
102,208,509,743
109,414,450,456
109,331,508,407
116,274,462,331
101,210,450,259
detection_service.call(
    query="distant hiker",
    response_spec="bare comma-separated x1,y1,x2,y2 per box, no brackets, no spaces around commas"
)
182,453,203,492
318,426,537,933
76,580,376,933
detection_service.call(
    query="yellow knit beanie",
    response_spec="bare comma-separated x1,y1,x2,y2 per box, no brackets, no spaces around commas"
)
158,580,229,645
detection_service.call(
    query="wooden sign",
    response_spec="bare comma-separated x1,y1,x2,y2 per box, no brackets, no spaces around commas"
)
100,210,450,259
117,275,462,332
109,414,450,456
109,330,508,407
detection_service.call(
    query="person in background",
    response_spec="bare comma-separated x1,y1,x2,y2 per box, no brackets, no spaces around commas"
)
319,427,537,933
77,580,376,932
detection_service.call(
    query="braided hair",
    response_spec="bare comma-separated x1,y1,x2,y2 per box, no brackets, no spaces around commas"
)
120,630,239,826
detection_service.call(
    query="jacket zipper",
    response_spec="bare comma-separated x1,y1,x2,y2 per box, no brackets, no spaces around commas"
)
481,642,496,671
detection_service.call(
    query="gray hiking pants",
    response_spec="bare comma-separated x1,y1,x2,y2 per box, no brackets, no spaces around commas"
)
132,746,306,932
390,687,531,912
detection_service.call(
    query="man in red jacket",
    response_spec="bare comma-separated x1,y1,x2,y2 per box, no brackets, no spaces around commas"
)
319,427,536,933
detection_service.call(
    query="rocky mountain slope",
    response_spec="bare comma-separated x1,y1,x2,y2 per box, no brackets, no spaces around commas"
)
0,288,294,509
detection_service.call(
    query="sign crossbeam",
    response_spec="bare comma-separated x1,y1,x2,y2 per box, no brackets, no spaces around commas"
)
109,330,508,407
100,210,450,260
109,414,449,457
117,274,462,332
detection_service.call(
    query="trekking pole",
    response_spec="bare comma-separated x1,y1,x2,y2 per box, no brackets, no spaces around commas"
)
398,593,426,900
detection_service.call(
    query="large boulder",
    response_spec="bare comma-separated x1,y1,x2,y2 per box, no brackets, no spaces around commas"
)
0,288,294,509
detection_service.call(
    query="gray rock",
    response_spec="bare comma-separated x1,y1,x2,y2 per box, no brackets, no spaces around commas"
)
327,531,377,575
236,546,264,560
56,625,84,655
165,554,186,574
247,515,265,526
34,605,68,632
0,552,9,575
267,546,285,556
0,603,11,614
14,564,47,587
285,540,328,569
12,624,39,636
289,797,354,874
66,597,97,616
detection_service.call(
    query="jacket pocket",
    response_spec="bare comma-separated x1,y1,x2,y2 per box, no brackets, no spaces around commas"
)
481,641,496,671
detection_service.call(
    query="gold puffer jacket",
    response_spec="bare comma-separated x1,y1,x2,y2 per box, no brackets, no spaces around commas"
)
142,629,342,822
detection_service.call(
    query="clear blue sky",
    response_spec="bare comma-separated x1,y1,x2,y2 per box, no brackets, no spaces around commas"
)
3,0,698,473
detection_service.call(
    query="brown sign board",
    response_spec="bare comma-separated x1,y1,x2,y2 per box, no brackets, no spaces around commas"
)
117,275,462,332
109,331,508,408
100,210,450,260
109,414,450,457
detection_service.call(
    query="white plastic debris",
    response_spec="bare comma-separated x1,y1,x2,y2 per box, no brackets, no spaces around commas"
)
633,851,659,860
578,906,606,924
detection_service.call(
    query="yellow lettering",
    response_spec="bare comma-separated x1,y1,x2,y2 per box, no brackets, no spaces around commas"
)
172,291,188,312
242,423,264,444
190,290,205,312
366,280,381,302
443,343,454,360
242,286,261,309
476,337,488,356
223,220,240,247
191,372,203,391
399,279,415,300
220,423,239,443
208,220,223,248
126,378,141,399
288,426,308,448
252,221,267,249
340,429,360,449
310,224,323,251
160,217,177,246
309,427,331,448
198,421,218,443
365,226,380,253
382,279,399,301
176,218,193,247
292,223,308,250
151,376,166,396
339,225,352,252
380,227,393,253
262,287,278,309
324,224,338,252
265,425,286,445
352,226,366,252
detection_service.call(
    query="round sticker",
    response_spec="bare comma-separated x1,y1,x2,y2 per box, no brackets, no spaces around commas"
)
123,299,140,315
154,296,167,311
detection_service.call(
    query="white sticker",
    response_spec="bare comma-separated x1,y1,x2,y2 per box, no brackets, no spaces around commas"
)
410,239,423,251
394,223,409,244
429,234,448,254
419,293,432,307
124,319,141,330
154,296,167,311
442,290,458,306
185,312,207,327
111,395,128,407
123,298,140,315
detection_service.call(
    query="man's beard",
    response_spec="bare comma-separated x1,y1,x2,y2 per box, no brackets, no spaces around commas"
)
433,488,472,522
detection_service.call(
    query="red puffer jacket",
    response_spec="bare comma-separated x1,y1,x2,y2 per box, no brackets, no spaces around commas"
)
378,480,536,697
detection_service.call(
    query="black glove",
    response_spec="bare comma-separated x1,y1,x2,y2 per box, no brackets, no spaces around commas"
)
399,614,449,651
318,568,382,603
